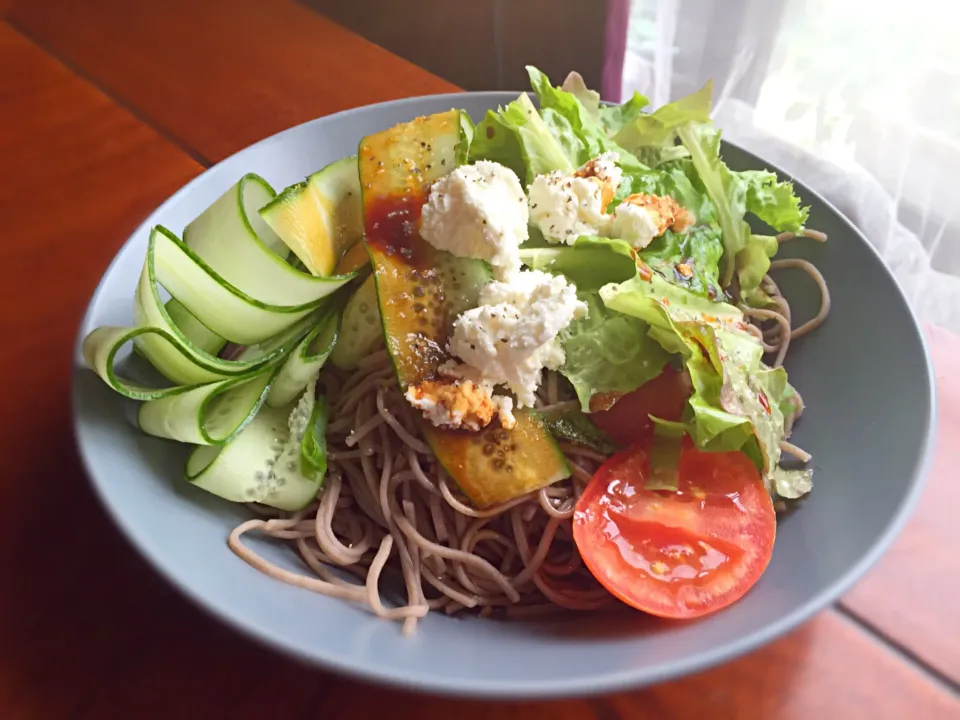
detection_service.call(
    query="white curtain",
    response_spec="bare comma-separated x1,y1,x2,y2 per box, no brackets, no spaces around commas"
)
617,0,960,332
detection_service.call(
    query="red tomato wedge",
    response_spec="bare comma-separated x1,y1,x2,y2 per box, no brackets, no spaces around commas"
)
573,437,776,619
590,366,692,446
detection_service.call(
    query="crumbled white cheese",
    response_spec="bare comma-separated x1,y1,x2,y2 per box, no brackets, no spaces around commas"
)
492,395,516,430
445,270,587,408
528,152,622,245
419,160,528,280
611,193,694,248
610,202,661,249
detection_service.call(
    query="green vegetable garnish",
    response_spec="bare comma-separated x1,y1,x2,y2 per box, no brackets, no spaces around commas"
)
300,395,329,481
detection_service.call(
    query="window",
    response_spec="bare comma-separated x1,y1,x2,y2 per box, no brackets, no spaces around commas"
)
620,0,960,329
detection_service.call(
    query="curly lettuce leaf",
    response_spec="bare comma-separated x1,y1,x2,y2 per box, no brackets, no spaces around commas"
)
498,92,578,180
559,71,601,117
471,93,575,185
300,395,329,482
558,70,650,138
773,467,813,499
674,122,812,294
735,171,810,293
472,67,652,189
526,66,646,173
600,270,741,356
735,233,779,294
537,108,593,169
518,236,637,291
560,291,671,412
640,226,724,299
741,170,809,232
674,122,750,288
613,81,713,164
701,329,788,476
599,91,651,137
470,109,525,180
610,160,725,297
614,159,715,217
600,273,808,498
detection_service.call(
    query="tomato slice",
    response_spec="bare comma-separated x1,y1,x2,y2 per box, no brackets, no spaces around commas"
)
590,366,692,446
573,436,775,619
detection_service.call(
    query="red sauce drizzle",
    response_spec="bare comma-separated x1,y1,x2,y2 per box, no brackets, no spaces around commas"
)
758,390,771,414
364,191,430,266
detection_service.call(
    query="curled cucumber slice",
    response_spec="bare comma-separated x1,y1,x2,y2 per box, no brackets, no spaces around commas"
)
266,306,340,408
152,225,327,345
184,174,352,306
82,166,355,510
164,299,226,356
82,309,321,400
137,364,279,445
186,379,325,510
329,274,381,371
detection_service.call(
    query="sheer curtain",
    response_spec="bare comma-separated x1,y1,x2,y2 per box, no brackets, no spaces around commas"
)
607,0,960,332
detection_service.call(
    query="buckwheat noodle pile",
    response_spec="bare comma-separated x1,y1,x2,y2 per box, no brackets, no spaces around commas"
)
228,231,830,634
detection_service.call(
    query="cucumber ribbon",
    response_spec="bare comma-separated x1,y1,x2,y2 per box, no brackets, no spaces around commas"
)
82,173,353,509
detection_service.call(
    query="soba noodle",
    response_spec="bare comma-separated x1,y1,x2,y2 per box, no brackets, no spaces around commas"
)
228,239,829,633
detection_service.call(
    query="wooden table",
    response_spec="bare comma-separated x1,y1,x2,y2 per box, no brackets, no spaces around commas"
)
1,1,957,717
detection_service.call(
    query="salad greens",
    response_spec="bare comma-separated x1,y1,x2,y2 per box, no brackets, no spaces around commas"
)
300,395,329,481
518,237,637,291
469,67,814,498
540,406,619,455
601,272,805,496
471,93,574,185
645,424,684,492
560,289,671,412
613,80,712,166
558,70,650,138
526,66,646,173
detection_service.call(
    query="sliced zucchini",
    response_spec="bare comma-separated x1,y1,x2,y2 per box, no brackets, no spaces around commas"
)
359,110,489,386
164,299,225,356
430,413,570,507
84,229,326,398
329,275,382,370
259,156,363,276
185,380,325,510
334,237,370,275
183,174,353,307
359,110,570,507
83,308,318,399
266,308,340,408
137,365,277,445
152,226,329,345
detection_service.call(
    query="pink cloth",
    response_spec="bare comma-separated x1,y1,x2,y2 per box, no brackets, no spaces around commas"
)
601,0,630,102
928,324,959,433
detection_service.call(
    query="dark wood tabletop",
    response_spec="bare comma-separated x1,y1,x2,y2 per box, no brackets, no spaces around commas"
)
1,1,958,717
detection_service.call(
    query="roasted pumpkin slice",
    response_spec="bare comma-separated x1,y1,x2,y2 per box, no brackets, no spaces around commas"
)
358,110,570,507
